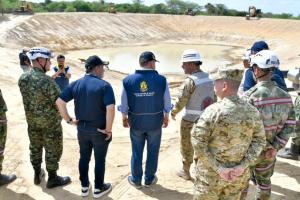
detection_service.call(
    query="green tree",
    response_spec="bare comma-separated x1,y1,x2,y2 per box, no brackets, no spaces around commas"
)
65,4,76,12
45,0,52,5
149,3,168,14
47,2,67,12
215,4,227,15
72,0,93,12
205,3,216,15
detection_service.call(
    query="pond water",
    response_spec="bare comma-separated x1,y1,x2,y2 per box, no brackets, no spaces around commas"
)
66,43,236,74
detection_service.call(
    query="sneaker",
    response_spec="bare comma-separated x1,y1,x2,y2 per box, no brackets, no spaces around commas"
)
127,176,142,189
81,185,91,197
93,183,112,198
144,175,158,187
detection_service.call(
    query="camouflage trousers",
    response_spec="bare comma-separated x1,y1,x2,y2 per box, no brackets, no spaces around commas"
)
242,150,276,200
291,121,300,145
28,122,63,173
180,119,195,165
194,163,250,200
293,96,300,145
0,119,7,174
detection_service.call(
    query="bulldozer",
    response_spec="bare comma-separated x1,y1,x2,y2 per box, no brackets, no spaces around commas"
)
185,8,196,16
14,1,34,15
246,6,261,20
108,3,116,14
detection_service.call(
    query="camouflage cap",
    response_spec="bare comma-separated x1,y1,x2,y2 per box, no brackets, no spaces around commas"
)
210,67,243,82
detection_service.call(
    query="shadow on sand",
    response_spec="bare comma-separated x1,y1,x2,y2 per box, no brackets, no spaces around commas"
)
139,184,193,200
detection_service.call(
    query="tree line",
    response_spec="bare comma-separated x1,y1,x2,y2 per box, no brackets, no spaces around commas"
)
2,0,300,20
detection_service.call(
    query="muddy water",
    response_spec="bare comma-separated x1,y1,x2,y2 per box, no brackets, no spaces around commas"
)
66,43,238,74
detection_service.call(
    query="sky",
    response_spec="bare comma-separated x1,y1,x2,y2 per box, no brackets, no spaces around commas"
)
29,0,300,16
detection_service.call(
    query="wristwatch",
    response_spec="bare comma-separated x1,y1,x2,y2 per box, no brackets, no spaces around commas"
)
66,118,73,124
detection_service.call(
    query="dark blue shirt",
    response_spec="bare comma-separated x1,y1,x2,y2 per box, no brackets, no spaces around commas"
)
60,74,115,129
243,68,287,92
54,66,70,91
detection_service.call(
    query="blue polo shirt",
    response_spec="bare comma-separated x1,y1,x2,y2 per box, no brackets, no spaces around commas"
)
60,74,115,129
243,68,287,92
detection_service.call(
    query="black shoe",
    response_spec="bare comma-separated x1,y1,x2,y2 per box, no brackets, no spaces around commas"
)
145,175,158,187
0,174,17,186
127,176,142,189
34,169,45,185
46,175,71,188
93,183,112,198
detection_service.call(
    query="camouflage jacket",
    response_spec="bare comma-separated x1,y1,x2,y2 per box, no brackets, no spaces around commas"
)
192,95,266,172
0,89,7,119
294,96,300,121
243,81,295,151
171,77,195,116
18,67,61,127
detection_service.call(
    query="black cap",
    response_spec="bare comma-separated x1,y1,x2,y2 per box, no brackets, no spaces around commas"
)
139,51,159,65
57,54,65,59
85,55,109,70
251,41,269,54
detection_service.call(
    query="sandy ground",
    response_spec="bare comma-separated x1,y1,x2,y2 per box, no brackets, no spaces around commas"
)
0,13,299,200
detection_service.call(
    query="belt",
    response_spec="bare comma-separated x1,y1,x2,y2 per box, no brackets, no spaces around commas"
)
78,121,105,134
128,111,163,116
184,109,203,115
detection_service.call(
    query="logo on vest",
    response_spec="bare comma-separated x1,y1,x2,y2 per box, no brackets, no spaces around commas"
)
140,81,148,92
201,97,214,110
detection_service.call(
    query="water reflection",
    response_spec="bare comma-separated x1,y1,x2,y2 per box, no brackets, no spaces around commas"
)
67,43,235,74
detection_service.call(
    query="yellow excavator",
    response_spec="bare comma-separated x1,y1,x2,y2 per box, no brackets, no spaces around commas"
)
246,6,261,20
14,1,34,15
108,3,116,14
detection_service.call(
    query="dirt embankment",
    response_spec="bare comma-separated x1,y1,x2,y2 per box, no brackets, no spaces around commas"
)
0,13,300,200
2,13,300,68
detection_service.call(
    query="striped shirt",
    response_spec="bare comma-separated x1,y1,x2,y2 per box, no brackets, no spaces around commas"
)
243,81,295,150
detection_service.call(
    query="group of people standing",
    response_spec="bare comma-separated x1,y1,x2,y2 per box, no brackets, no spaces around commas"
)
0,40,298,200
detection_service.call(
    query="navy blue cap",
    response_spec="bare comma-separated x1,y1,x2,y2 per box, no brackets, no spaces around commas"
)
251,41,269,53
139,51,159,64
85,55,109,69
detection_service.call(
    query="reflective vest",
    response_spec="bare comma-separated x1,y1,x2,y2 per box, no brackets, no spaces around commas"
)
183,71,214,122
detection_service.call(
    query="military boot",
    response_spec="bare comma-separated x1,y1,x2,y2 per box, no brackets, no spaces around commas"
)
176,162,192,180
46,171,71,188
277,143,300,160
0,174,17,186
34,168,45,185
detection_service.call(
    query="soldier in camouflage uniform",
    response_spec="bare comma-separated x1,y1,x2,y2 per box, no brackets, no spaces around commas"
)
277,94,300,160
192,67,266,200
18,47,71,188
243,50,295,200
171,50,214,180
0,89,17,186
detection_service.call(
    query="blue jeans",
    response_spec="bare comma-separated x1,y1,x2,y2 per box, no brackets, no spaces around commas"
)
130,128,162,184
77,128,111,189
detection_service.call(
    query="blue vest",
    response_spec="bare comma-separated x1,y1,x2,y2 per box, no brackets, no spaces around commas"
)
54,66,70,91
123,70,166,131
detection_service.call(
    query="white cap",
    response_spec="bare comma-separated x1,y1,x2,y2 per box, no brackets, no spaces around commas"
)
181,49,201,63
26,47,54,60
250,50,280,69
242,49,251,60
